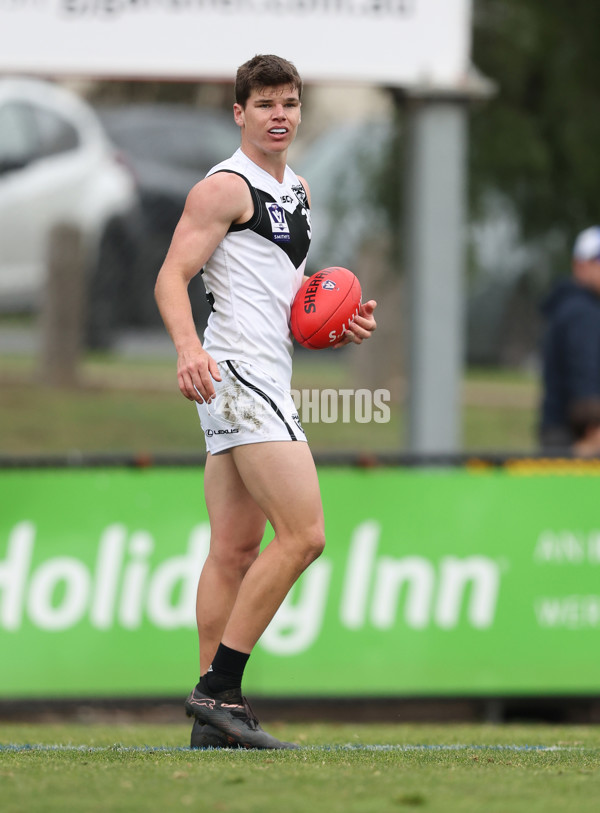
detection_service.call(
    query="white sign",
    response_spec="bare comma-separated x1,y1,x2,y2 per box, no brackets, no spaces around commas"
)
0,0,472,89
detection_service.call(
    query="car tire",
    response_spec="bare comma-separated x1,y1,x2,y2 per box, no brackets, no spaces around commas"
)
86,215,139,350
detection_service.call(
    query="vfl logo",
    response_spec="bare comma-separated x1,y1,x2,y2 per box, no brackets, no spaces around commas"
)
266,203,291,243
322,279,338,291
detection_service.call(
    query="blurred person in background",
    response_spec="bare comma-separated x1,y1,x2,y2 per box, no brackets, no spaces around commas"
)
539,226,600,456
154,54,376,750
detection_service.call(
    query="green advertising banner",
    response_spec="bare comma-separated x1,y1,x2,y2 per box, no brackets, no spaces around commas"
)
1,465,600,699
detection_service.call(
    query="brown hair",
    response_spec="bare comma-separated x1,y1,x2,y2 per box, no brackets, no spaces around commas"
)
235,54,303,107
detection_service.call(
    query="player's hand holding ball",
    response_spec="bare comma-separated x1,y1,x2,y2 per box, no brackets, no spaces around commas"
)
335,298,377,347
290,267,376,349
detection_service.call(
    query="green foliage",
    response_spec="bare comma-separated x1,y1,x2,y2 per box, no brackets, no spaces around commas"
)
471,0,600,273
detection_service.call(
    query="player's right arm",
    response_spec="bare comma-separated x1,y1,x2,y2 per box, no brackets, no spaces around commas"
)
155,172,252,403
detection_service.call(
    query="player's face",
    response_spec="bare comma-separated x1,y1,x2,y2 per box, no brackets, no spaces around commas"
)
234,84,301,158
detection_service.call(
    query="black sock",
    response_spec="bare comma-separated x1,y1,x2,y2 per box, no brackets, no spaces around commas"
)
200,643,250,697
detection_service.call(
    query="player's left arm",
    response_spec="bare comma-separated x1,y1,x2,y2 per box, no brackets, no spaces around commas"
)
294,284,376,347
297,174,377,346
295,289,377,347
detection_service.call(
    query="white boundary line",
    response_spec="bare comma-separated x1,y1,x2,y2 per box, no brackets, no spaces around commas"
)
0,744,593,753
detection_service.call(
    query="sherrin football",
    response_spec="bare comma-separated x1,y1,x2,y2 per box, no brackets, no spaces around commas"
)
290,267,362,349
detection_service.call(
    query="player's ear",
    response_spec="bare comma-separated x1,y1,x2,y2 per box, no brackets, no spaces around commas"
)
233,103,244,127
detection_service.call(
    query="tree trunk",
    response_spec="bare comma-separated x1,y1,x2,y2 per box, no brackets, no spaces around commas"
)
38,224,86,388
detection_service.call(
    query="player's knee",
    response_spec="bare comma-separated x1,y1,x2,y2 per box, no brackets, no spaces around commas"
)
236,544,261,577
300,525,326,565
210,537,261,577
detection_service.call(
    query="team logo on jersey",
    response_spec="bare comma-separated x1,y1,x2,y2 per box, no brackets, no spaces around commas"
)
292,184,308,208
266,203,291,242
291,184,312,239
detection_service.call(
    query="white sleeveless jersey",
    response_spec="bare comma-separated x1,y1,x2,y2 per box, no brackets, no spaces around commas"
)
199,149,311,386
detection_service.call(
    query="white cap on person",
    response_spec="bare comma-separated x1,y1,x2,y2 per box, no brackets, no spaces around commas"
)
573,226,600,261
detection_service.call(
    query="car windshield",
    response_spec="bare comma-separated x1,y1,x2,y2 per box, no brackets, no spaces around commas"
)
99,107,240,173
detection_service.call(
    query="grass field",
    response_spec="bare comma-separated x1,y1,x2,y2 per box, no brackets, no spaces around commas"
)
0,341,539,455
1,722,599,812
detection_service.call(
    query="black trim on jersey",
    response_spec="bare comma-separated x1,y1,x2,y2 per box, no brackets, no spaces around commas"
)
211,169,311,270
211,169,261,231
225,361,297,442
251,188,311,269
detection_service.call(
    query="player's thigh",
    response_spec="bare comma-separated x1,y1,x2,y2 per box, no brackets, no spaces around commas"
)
230,441,324,539
204,452,267,553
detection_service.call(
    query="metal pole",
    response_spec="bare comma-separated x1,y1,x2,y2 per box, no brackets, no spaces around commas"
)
402,97,468,453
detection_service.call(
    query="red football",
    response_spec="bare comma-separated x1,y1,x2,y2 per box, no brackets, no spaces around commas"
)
290,267,362,349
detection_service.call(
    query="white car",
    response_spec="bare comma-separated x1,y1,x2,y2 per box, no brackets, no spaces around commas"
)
0,77,138,316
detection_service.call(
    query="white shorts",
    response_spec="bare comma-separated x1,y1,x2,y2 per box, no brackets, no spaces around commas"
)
196,360,306,455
